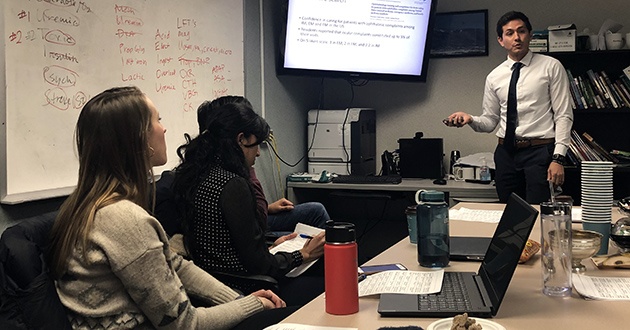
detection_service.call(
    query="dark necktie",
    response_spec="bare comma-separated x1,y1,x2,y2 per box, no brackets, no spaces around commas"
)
505,62,523,151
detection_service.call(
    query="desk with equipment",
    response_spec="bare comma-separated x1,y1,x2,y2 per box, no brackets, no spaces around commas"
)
279,202,630,330
287,179,499,206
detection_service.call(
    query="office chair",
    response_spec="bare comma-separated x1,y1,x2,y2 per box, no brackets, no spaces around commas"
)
208,271,279,296
0,212,72,330
169,234,279,295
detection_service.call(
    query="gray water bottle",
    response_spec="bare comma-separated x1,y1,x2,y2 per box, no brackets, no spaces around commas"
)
416,190,449,267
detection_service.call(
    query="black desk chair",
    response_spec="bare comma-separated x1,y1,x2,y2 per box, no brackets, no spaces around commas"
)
168,234,279,296
209,271,279,296
0,212,72,330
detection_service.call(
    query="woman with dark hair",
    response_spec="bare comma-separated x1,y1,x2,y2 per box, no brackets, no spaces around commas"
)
170,96,325,306
49,87,287,330
158,96,329,237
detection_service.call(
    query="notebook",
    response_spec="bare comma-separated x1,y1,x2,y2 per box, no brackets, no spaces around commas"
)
450,237,491,261
378,193,539,318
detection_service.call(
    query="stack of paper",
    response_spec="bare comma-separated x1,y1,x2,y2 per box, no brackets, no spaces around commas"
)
572,274,630,300
269,223,324,277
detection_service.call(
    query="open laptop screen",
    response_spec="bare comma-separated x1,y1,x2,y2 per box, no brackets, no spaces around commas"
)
478,193,539,315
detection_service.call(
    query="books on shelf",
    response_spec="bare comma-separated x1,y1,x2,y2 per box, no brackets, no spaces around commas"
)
611,150,630,162
530,39,548,53
582,132,618,163
578,76,595,108
567,130,619,165
566,69,585,109
601,71,627,108
621,75,630,96
587,69,611,108
614,78,630,107
531,31,548,53
565,68,630,109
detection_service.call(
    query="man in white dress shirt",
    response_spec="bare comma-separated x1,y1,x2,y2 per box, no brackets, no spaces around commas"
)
445,11,573,204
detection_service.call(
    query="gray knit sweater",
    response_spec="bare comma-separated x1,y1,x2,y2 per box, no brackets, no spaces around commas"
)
55,200,263,330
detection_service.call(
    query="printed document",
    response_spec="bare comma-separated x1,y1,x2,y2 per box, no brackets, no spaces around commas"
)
269,223,323,277
450,207,582,223
572,274,630,300
264,324,356,330
449,208,503,223
358,269,444,297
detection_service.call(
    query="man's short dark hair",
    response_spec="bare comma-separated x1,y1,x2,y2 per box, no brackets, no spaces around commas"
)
496,11,532,38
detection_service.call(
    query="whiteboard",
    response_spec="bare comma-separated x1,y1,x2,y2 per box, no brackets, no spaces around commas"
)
1,0,244,204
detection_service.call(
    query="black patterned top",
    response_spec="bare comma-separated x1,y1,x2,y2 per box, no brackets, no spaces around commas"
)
189,166,302,280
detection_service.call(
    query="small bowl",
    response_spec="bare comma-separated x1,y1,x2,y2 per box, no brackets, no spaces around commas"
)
611,217,630,252
611,235,630,252
572,229,603,273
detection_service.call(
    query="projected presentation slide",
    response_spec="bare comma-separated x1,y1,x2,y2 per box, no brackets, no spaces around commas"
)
284,0,433,75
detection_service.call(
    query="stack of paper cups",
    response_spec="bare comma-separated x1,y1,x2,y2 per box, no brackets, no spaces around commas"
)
580,161,613,254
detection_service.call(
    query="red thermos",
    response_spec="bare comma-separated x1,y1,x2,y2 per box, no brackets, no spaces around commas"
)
324,221,358,315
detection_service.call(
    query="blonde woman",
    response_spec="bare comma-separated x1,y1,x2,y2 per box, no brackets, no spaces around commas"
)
49,87,287,330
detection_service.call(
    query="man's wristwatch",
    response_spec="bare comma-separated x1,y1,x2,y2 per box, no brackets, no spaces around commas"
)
552,154,566,165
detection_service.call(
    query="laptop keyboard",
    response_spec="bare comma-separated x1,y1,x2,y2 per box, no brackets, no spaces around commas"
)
418,272,472,311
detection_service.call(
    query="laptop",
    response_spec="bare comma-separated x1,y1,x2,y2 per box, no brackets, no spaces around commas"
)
450,237,491,261
378,193,538,318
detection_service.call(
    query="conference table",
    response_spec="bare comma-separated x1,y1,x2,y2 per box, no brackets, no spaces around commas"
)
280,202,630,329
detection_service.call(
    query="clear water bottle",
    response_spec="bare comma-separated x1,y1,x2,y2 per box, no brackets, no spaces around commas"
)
540,202,572,296
450,150,461,175
416,190,449,268
479,157,491,182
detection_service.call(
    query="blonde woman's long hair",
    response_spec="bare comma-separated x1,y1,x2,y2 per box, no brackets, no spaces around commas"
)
49,86,154,276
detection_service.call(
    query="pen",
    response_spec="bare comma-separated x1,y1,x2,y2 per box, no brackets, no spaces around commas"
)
299,234,313,239
358,273,367,283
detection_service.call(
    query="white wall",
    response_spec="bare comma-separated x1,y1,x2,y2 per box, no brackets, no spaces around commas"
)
244,0,322,201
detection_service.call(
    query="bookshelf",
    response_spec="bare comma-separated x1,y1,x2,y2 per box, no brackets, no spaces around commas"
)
546,50,630,205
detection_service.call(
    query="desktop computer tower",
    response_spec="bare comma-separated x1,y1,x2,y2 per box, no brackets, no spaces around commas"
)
398,135,444,179
307,109,376,175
